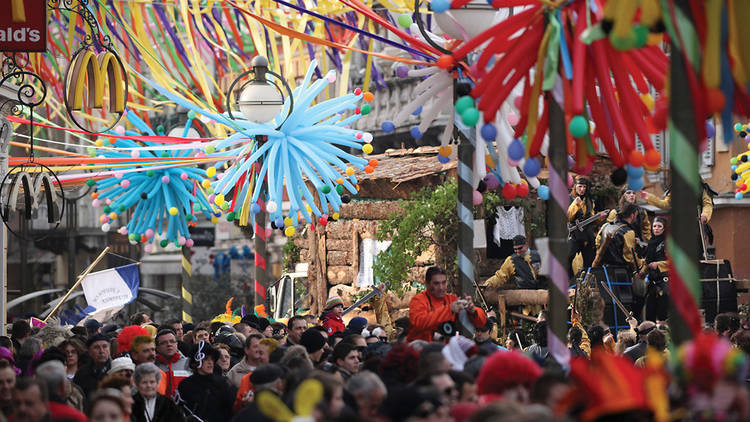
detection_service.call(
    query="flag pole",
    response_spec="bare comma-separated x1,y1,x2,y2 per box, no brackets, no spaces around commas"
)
44,246,111,322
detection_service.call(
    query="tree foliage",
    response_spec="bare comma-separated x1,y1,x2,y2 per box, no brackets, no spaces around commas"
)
374,180,459,297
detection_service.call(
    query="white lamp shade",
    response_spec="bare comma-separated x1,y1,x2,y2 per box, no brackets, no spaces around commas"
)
238,82,284,124
434,0,499,41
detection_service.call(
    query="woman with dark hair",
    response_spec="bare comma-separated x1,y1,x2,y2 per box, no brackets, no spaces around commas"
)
642,217,669,323
87,389,128,422
568,176,607,276
175,341,235,422
59,339,85,379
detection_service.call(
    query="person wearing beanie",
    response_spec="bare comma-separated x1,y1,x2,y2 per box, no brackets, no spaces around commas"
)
476,350,542,405
320,296,346,335
107,356,136,379
299,329,327,365
346,317,369,336
73,334,112,397
176,341,235,422
484,235,540,289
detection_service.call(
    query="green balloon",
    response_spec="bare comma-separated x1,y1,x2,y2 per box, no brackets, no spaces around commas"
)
731,157,738,165
633,25,649,47
117,205,126,212
146,170,155,177
320,185,331,194
609,32,634,51
336,185,344,195
397,13,412,28
568,115,589,138
455,96,474,114
461,108,480,127
128,233,137,241
187,110,197,120
103,206,111,213
160,239,169,248
226,212,235,222
86,179,96,187
361,104,371,115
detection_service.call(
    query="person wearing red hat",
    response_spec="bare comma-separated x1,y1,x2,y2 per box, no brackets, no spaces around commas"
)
476,351,542,405
408,267,486,342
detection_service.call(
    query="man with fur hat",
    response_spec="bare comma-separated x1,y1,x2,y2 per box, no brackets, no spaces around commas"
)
485,235,541,289
73,334,112,397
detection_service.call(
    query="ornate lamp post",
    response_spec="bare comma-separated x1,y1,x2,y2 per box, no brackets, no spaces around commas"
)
226,56,293,313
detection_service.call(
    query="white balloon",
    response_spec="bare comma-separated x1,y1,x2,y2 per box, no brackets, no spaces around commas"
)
101,223,110,232
266,201,278,213
362,133,373,143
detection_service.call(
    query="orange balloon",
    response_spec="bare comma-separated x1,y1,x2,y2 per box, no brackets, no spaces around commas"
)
364,165,374,174
436,55,454,69
363,92,374,102
368,159,379,167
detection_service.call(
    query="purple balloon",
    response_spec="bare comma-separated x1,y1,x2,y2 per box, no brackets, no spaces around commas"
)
396,65,410,78
705,121,716,139
483,173,500,189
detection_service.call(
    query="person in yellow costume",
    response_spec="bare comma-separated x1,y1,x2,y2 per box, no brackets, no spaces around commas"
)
568,176,608,277
607,188,651,242
485,235,541,289
595,204,645,273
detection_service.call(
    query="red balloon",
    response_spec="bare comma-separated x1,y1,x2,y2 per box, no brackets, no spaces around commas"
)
516,182,529,197
502,183,517,200
319,215,328,226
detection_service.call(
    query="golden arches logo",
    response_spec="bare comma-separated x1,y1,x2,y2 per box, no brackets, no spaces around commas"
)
2,171,62,223
11,0,25,23
66,49,126,113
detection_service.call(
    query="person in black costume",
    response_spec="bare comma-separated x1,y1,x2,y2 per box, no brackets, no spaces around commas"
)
568,176,607,277
175,341,236,422
640,217,669,323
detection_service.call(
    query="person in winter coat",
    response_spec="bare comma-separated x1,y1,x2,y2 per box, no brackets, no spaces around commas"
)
320,296,346,335
176,341,236,422
131,362,184,422
154,330,192,398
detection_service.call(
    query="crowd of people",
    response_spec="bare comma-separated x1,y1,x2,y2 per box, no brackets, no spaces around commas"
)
0,275,747,422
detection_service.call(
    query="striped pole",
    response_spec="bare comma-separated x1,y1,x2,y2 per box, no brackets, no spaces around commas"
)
457,112,475,337
546,99,571,366
665,1,703,344
181,246,193,324
254,192,268,313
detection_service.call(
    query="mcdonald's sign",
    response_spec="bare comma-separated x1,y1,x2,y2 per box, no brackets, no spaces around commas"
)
0,0,47,52
66,49,126,114
2,171,62,224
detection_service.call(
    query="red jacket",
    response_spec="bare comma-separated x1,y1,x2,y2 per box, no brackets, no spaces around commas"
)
407,291,486,342
321,312,346,335
48,400,87,422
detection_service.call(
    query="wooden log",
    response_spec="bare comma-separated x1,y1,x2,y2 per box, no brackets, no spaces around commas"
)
300,249,311,262
309,229,321,315
315,231,328,313
326,250,352,265
324,221,352,238
327,266,353,285
385,288,419,310
351,230,360,284
294,237,308,248
501,289,549,306
497,295,506,338
340,201,405,220
326,239,351,251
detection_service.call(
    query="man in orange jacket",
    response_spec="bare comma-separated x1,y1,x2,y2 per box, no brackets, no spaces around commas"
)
408,266,487,342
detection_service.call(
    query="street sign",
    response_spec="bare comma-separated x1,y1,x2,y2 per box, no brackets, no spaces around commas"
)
0,0,47,52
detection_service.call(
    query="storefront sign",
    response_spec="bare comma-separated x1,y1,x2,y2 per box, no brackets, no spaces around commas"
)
66,50,126,113
0,0,47,52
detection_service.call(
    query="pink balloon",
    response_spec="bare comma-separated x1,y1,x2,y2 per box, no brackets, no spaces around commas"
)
507,112,519,126
114,125,125,135
180,172,188,180
130,150,140,158
178,236,187,246
186,238,194,247
114,171,123,179
120,180,130,189
106,199,112,205
119,227,128,235
568,174,574,188
513,96,523,110
145,228,154,238
161,175,170,184
507,158,519,167
144,244,154,253
472,190,483,205
327,73,336,83
92,199,101,208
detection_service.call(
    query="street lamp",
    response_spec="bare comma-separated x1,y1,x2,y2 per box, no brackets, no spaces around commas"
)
432,0,499,41
225,56,294,315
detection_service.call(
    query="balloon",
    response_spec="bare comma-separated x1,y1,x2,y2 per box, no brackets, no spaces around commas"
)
101,223,110,232
455,96,474,114
144,244,154,253
502,183,517,199
481,123,497,141
628,176,644,191
266,201,278,213
523,157,541,177
461,108,480,126
629,150,645,167
473,190,483,205
397,14,412,28
508,138,525,161
507,112,519,126
483,173,500,189
569,115,588,138
568,174,574,188
610,168,628,186
736,192,744,200
627,165,644,178
516,181,529,197
513,96,523,109
438,155,450,164
251,203,261,214
285,226,296,237
431,0,450,13
705,121,716,139
410,126,423,139
120,180,130,189
538,185,550,200
644,149,661,168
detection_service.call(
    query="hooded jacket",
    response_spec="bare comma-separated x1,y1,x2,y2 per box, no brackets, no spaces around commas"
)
407,290,486,342
321,311,346,335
